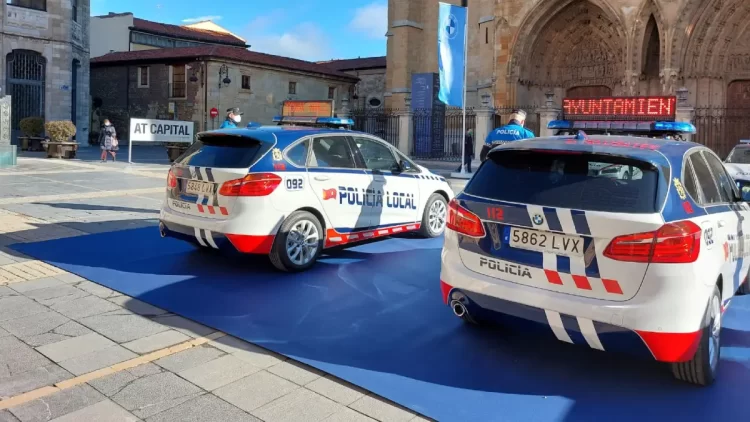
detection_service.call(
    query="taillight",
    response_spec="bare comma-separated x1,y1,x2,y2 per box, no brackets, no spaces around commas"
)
603,221,701,264
219,173,282,197
447,199,485,237
167,168,177,188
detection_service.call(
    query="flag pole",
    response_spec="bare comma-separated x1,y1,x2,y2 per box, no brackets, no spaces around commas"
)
459,1,468,175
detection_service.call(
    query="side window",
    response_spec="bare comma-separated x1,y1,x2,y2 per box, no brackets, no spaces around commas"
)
351,137,399,171
308,136,357,169
682,159,701,203
285,139,309,167
703,151,737,202
689,153,722,204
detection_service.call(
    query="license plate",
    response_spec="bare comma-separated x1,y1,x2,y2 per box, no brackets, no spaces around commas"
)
509,227,584,257
186,180,214,196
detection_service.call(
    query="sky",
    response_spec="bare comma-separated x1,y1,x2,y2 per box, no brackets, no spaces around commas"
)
90,0,388,62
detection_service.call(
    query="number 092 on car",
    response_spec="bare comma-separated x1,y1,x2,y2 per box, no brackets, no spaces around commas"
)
508,227,583,257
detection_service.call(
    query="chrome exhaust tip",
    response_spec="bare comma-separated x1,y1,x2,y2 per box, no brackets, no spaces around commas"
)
159,222,167,238
451,300,467,318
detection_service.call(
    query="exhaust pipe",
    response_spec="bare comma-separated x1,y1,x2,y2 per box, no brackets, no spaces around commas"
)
159,222,167,238
451,300,467,318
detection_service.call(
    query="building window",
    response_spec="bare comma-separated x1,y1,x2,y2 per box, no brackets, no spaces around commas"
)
71,0,77,21
241,75,250,90
485,27,488,44
288,81,296,95
170,65,186,98
328,87,336,99
6,0,46,11
138,66,149,87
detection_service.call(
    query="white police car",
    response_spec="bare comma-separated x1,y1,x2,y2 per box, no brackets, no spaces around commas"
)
158,126,454,272
440,133,750,386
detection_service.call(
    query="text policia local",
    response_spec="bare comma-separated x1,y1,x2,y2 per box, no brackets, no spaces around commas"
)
132,122,191,136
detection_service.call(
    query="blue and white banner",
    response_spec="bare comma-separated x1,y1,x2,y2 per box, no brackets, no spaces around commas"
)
437,2,467,107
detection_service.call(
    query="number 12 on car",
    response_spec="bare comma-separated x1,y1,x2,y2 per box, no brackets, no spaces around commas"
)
286,177,304,191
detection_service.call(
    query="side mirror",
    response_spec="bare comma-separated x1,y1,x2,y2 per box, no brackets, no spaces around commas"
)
399,160,411,171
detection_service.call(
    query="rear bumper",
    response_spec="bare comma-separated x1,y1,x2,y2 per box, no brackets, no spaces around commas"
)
159,205,275,254
440,231,706,363
441,280,702,363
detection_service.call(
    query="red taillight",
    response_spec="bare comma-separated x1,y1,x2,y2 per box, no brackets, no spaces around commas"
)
218,173,282,197
447,199,485,237
603,221,701,264
167,168,177,188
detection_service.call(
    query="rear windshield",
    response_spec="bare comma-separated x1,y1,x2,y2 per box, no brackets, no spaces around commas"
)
465,150,662,213
174,136,266,168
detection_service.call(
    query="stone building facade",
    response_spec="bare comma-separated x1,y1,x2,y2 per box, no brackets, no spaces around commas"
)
1,0,91,144
90,46,359,140
385,0,750,111
318,57,387,110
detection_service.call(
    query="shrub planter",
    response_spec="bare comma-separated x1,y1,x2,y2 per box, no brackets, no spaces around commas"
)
44,141,79,159
166,144,189,162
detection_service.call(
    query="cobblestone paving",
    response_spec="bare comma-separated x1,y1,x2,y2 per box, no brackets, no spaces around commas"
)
0,151,431,422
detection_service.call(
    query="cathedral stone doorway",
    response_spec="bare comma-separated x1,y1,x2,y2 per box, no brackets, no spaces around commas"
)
566,86,612,98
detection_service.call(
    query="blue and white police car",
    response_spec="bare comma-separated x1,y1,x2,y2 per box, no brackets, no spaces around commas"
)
158,120,454,272
724,140,750,200
440,132,750,385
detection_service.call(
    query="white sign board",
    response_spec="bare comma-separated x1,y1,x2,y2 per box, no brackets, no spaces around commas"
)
129,118,194,143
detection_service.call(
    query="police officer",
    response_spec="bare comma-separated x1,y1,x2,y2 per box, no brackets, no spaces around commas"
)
220,107,243,129
480,109,535,161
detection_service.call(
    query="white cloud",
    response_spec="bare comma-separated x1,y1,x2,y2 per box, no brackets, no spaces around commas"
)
348,2,387,39
182,15,222,23
244,21,333,62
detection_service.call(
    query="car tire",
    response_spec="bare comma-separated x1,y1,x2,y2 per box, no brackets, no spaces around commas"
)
419,193,448,238
269,211,324,272
671,285,722,386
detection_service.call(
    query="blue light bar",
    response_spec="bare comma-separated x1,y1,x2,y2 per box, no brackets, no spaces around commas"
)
740,139,750,144
548,120,696,133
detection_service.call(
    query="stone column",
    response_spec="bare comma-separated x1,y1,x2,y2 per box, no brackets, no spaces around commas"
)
676,107,695,142
474,107,494,159
537,108,561,138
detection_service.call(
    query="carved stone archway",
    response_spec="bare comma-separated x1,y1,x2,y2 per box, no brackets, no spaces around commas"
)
511,0,626,105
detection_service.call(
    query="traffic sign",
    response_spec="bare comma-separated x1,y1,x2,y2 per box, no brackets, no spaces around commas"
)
210,107,219,118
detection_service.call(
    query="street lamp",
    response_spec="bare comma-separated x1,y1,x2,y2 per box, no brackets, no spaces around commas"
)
218,64,231,87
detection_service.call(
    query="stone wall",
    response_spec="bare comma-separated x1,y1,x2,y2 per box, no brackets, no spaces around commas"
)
385,0,750,110
346,68,386,110
91,59,357,138
0,0,91,144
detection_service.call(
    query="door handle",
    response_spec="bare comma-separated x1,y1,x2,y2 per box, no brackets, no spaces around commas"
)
314,176,330,181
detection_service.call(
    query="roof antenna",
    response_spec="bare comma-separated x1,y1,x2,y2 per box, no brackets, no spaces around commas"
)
575,130,587,141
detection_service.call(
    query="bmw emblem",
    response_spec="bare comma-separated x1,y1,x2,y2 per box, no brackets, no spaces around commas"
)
444,14,458,39
532,214,544,225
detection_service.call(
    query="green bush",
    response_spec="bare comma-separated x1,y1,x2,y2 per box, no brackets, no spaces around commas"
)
45,120,77,142
19,117,44,137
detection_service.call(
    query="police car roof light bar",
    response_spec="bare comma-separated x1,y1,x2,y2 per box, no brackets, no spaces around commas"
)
740,139,750,144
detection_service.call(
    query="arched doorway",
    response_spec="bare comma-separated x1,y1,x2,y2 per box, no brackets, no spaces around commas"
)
514,0,625,105
6,50,46,142
640,14,661,95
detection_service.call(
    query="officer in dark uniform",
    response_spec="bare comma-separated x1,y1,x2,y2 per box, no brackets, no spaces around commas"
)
480,109,535,161
220,107,243,129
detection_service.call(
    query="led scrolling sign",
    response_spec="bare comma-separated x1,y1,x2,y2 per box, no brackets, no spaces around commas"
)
562,96,677,121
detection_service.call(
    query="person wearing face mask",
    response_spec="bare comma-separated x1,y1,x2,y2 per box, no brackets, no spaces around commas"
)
220,107,243,129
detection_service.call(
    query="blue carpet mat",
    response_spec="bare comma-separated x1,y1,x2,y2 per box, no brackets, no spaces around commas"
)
10,227,750,422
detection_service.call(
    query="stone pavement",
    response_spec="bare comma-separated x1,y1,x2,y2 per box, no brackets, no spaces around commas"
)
0,152,433,422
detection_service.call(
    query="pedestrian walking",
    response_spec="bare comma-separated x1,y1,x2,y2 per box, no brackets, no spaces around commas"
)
456,128,475,173
480,109,535,161
220,107,243,129
98,119,118,162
